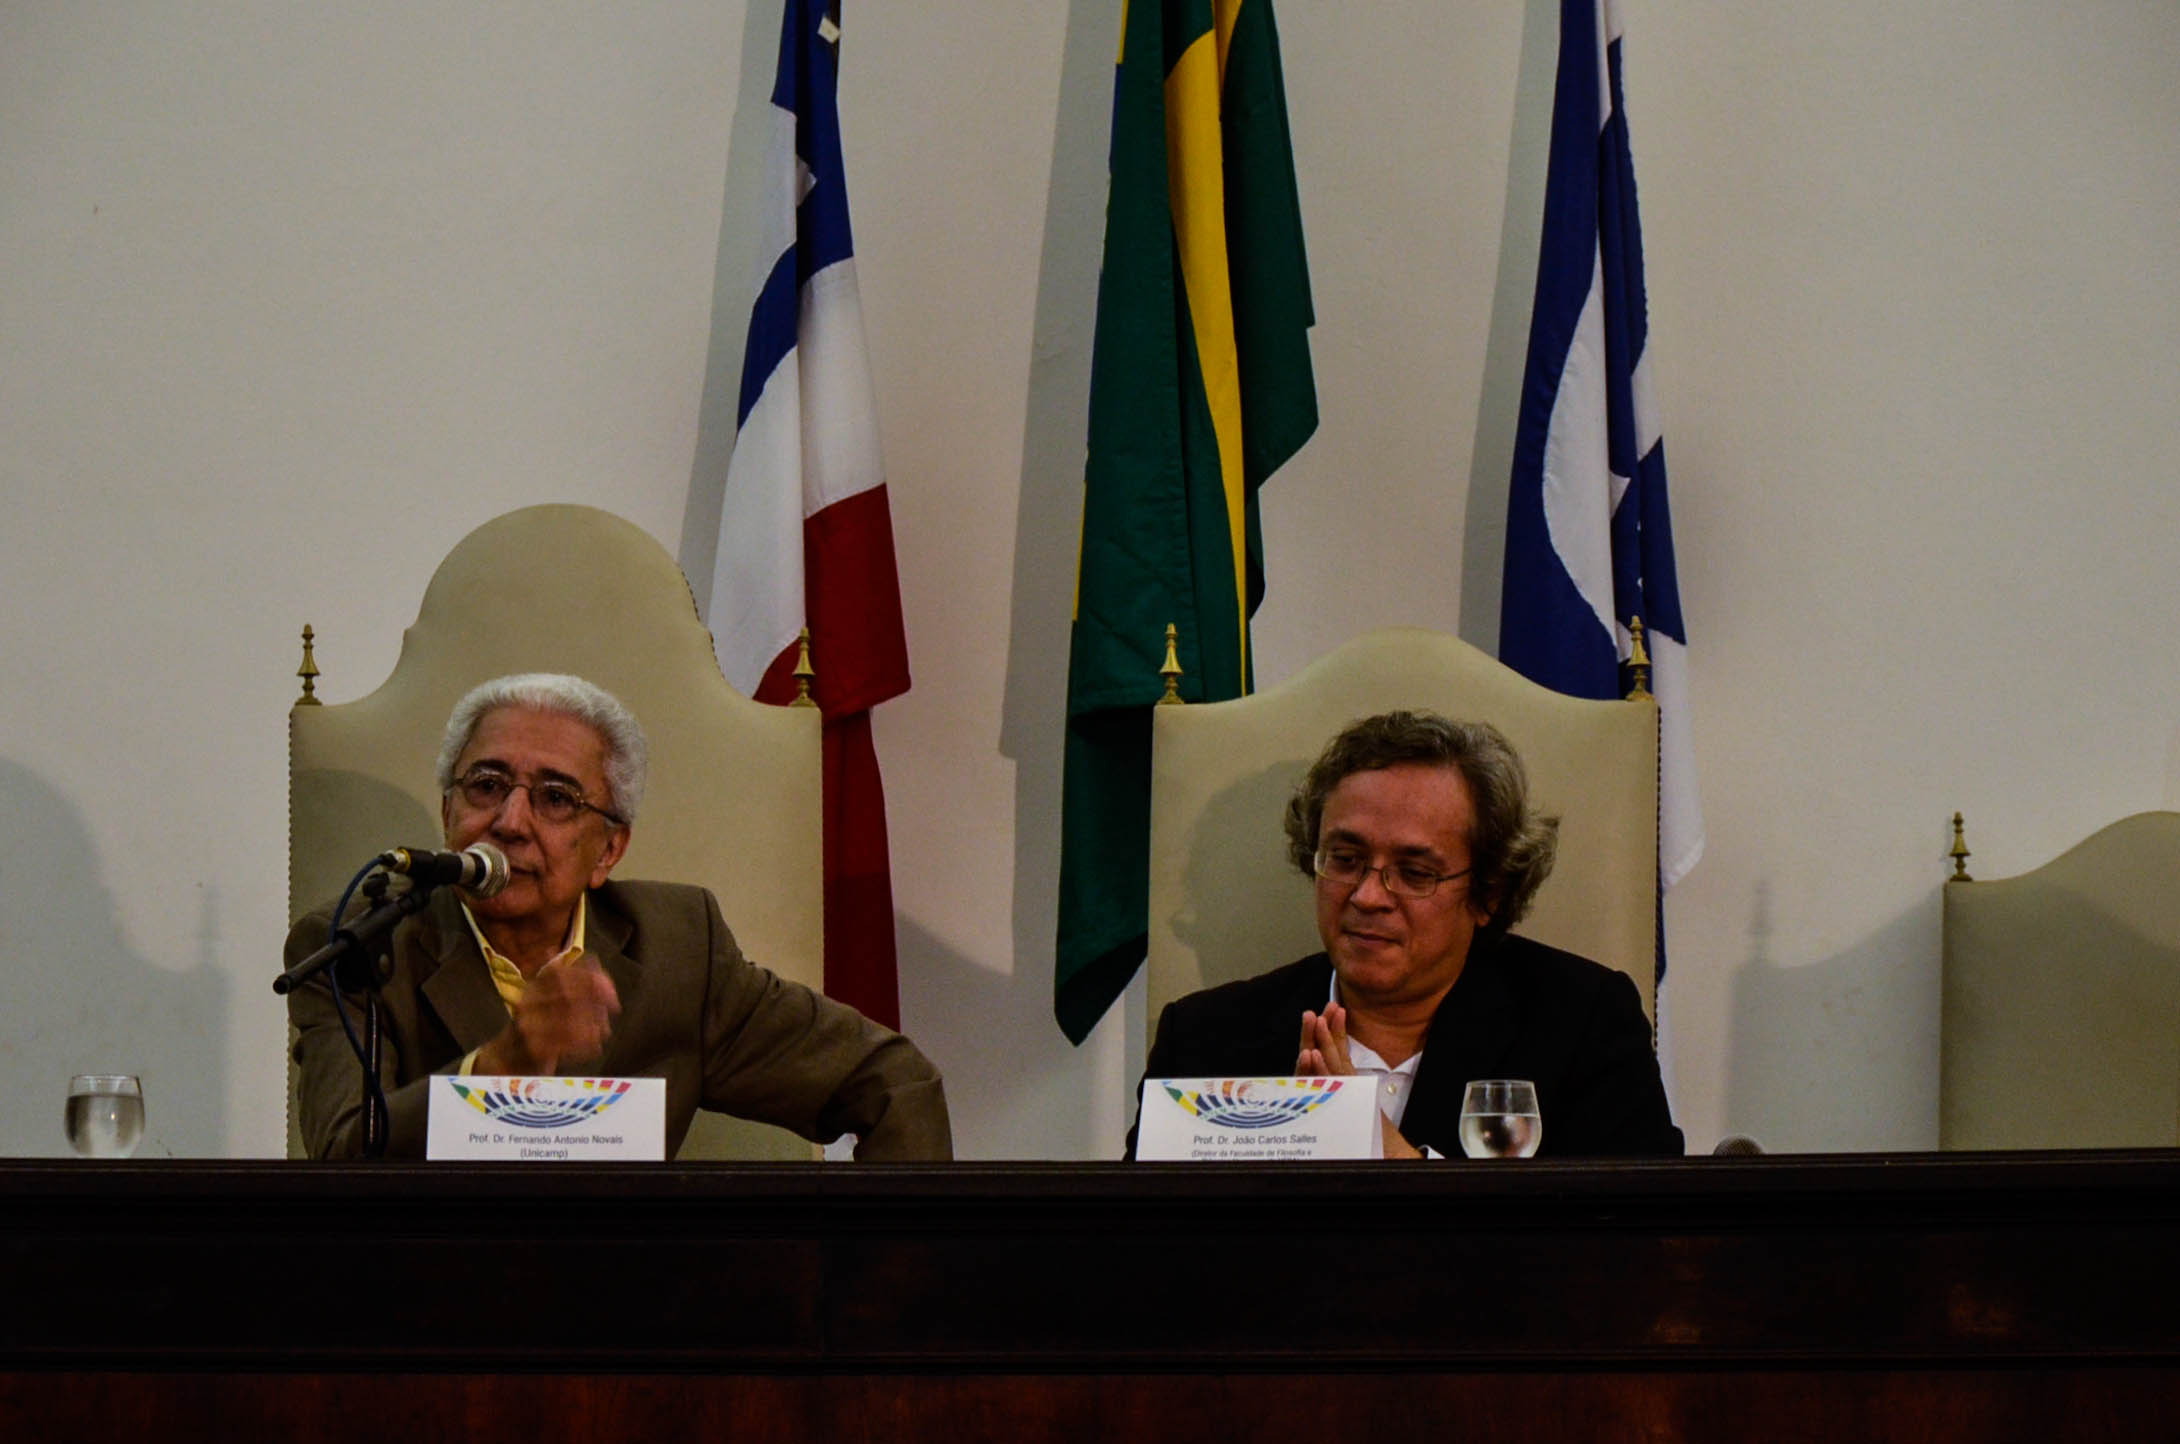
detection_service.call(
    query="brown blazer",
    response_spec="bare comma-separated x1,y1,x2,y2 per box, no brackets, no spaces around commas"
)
286,879,951,1161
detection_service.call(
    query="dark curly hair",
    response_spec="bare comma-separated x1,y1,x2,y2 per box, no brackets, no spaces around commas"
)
1282,711,1559,934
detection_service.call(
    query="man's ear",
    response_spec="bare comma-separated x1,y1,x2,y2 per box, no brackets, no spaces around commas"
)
589,825,632,888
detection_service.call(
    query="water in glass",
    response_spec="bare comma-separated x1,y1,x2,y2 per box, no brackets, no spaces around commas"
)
1459,1079,1541,1159
1459,1110,1541,1158
65,1075,144,1159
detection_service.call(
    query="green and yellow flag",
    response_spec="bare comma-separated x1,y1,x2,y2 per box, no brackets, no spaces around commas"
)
1055,0,1317,1044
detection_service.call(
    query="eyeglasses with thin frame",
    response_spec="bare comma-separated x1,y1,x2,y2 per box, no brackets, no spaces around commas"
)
1313,845,1471,900
447,766,625,827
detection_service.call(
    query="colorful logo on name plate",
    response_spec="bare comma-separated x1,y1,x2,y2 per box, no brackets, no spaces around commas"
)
1161,1078,1345,1130
449,1078,633,1130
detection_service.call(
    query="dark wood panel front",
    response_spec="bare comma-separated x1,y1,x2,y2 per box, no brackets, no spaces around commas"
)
3,1154,2178,1438
5,1368,2179,1444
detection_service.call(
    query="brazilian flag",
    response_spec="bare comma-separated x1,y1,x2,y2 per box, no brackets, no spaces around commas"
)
1056,0,1318,1045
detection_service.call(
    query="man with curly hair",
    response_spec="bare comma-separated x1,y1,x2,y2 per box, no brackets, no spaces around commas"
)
1131,711,1680,1159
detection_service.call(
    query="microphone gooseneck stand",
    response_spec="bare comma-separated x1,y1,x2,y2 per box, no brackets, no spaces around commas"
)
273,872,441,1159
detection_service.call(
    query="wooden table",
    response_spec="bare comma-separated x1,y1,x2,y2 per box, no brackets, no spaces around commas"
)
3,1152,2176,1440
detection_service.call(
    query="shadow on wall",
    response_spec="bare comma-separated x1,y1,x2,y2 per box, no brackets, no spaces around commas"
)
1723,880,1941,1152
996,0,1109,838
1458,0,1560,655
983,0,1127,1153
895,915,1117,1160
1160,761,1317,989
0,758,227,1158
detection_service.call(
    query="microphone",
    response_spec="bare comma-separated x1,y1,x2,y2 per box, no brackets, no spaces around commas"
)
275,842,510,997
377,842,510,898
1712,1134,1764,1157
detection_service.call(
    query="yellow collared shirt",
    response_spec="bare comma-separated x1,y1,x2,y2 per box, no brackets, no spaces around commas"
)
454,895,588,1075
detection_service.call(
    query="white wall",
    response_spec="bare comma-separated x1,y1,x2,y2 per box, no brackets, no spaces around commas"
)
3,2,2176,1159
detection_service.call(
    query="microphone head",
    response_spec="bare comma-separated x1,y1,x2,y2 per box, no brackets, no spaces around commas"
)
462,842,511,899
1712,1134,1764,1157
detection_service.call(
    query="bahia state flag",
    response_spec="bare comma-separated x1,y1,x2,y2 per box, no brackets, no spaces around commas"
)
1055,0,1318,1045
1501,0,1703,934
702,0,911,1028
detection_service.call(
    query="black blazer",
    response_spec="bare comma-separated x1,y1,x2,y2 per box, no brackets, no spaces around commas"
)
1129,931,1682,1158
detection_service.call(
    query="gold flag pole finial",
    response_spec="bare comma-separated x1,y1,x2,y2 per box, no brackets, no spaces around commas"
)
295,625,322,707
1624,617,1652,700
1158,623,1185,705
789,627,818,708
1949,811,1973,882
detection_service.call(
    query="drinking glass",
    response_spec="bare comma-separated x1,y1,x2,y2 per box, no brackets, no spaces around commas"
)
1458,1079,1541,1159
65,1075,145,1159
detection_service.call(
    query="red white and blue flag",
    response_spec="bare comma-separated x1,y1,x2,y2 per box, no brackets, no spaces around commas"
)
1500,0,1703,953
703,0,909,1027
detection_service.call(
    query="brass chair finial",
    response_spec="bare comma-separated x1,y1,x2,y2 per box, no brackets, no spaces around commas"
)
1158,623,1185,705
789,627,818,708
295,625,321,707
1624,617,1652,700
1949,811,1973,881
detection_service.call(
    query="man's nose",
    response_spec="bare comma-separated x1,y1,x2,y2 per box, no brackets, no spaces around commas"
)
487,784,536,834
1348,866,1398,908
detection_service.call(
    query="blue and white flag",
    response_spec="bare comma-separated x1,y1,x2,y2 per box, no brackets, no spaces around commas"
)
1500,0,1703,904
696,0,911,1027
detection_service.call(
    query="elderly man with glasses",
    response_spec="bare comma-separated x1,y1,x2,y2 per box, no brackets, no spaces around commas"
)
1127,711,1679,1160
285,673,951,1161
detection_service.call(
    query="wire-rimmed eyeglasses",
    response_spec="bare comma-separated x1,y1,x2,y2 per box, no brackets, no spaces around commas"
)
1312,846,1470,900
446,766,625,827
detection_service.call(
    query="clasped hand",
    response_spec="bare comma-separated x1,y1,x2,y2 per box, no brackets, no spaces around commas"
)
1296,1002,1421,1161
476,952,620,1075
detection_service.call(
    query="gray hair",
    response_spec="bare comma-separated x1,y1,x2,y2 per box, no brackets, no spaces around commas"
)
434,673,649,824
1282,710,1559,934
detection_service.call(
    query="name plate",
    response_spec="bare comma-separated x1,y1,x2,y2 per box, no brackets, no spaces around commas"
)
426,1075,665,1161
1135,1076,1381,1161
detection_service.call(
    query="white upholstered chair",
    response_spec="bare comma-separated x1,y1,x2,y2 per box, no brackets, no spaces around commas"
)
1146,627,1661,1035
287,504,823,1160
1940,811,2180,1149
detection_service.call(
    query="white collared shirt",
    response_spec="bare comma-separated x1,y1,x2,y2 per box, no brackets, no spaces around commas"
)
1328,973,1443,1159
1328,972,1419,1128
